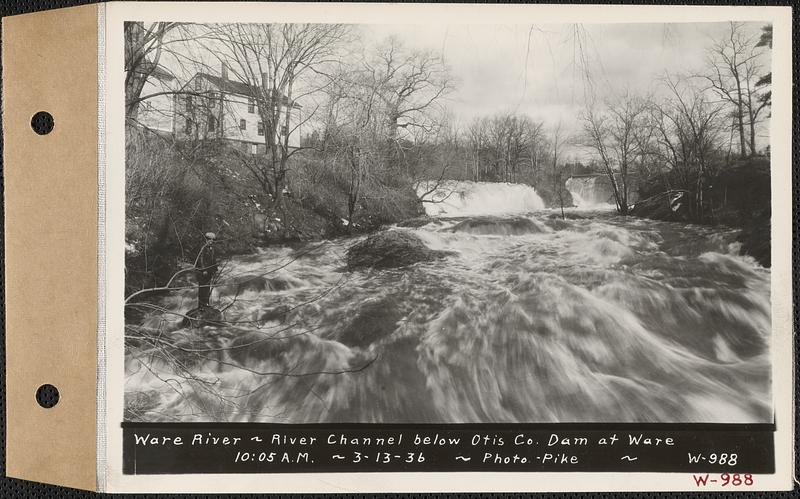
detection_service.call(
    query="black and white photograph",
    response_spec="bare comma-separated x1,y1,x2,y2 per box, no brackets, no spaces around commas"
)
123,19,774,425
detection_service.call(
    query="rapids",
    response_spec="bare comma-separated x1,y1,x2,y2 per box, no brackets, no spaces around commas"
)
125,182,771,423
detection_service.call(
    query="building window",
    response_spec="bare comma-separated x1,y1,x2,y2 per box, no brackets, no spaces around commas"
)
239,119,247,131
248,98,255,114
281,125,289,136
207,114,216,133
257,121,264,136
250,143,258,155
194,78,202,91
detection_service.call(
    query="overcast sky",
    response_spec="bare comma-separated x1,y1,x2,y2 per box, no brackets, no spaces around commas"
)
154,21,770,160
362,21,770,159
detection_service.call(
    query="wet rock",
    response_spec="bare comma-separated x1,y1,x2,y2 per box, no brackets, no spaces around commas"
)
450,216,544,236
346,230,452,270
181,306,224,328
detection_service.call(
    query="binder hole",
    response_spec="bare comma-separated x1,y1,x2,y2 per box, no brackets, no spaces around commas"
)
31,111,54,135
36,384,59,408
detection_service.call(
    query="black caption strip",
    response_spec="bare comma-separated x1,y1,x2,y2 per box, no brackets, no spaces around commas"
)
122,423,775,475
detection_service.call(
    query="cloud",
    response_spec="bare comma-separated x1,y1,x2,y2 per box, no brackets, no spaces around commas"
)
361,21,770,139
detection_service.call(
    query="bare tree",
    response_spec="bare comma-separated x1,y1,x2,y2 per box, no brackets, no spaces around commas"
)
125,22,217,125
203,23,352,220
319,38,454,216
125,22,182,122
366,38,454,172
463,112,546,188
701,22,769,157
465,117,489,181
550,121,568,219
413,111,461,203
650,74,726,219
582,92,649,214
526,120,547,180
322,55,387,229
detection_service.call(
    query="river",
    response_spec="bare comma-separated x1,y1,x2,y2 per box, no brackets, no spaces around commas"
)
125,181,771,423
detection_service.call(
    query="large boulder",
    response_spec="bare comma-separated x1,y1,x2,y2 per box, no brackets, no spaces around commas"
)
346,230,452,270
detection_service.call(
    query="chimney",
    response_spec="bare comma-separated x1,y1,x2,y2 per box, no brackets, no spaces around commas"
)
221,63,228,81
261,72,270,90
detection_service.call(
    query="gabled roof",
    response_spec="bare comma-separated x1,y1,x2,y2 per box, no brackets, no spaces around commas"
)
197,73,252,97
192,72,301,109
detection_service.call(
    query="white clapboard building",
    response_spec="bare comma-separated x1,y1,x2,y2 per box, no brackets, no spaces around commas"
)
172,65,302,153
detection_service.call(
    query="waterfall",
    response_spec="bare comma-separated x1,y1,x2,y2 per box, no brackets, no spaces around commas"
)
566,175,641,209
418,181,545,217
565,176,616,209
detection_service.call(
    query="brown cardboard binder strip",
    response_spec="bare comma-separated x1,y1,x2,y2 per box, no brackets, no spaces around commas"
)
3,4,99,491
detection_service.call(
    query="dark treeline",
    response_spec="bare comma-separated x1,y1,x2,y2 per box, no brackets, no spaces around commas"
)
125,21,773,293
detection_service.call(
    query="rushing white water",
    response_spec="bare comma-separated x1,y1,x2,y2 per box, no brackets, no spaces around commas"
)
125,182,771,424
419,181,545,216
565,176,616,209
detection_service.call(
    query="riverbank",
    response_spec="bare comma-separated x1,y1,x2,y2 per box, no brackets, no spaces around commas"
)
124,129,425,294
629,158,771,267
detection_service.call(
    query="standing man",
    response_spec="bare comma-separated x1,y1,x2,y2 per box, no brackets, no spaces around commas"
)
196,232,218,308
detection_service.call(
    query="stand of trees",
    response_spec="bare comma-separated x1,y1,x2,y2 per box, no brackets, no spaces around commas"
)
125,21,773,287
580,22,771,220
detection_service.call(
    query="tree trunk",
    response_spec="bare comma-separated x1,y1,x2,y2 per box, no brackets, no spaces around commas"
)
748,103,758,156
606,170,625,214
735,99,746,158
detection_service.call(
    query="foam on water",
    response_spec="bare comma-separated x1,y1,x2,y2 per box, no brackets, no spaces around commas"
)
419,181,545,217
565,176,616,209
125,204,771,423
